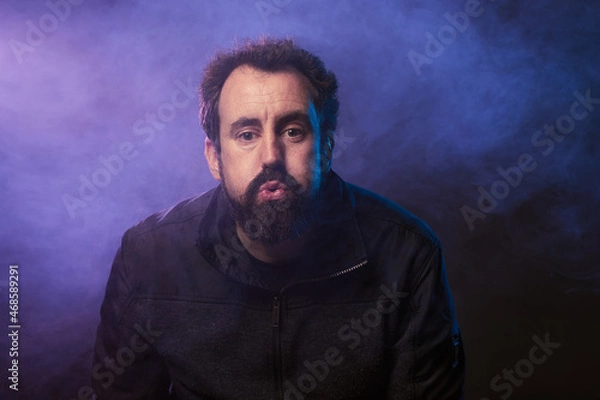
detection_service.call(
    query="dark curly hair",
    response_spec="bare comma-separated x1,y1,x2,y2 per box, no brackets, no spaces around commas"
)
199,37,339,153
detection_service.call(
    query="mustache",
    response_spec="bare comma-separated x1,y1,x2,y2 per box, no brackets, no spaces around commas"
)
243,165,302,203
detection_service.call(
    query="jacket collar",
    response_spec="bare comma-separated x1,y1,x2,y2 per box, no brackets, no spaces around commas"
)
196,170,367,289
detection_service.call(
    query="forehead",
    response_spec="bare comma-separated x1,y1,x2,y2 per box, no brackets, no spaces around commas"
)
218,65,315,123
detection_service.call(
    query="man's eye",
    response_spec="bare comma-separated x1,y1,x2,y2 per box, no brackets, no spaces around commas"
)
238,132,255,141
284,129,304,139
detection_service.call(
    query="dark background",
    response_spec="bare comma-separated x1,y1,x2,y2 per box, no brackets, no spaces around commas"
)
1,0,599,399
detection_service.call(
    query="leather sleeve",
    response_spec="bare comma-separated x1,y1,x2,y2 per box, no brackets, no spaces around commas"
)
92,231,172,399
387,244,465,400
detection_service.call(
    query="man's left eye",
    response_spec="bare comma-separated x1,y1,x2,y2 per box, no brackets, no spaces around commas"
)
284,129,304,139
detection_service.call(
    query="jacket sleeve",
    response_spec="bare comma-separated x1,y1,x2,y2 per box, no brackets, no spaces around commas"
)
387,244,465,400
92,231,172,399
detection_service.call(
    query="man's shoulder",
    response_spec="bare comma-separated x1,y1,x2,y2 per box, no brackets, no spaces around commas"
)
345,181,439,247
111,187,221,295
126,186,218,239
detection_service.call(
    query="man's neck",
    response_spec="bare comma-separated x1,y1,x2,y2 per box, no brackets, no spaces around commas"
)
235,224,315,264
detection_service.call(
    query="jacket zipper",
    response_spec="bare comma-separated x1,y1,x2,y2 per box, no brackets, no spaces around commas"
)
272,259,368,400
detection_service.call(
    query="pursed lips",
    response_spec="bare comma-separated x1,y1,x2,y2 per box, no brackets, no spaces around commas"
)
257,180,288,201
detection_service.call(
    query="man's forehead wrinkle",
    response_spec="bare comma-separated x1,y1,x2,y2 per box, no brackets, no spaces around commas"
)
229,98,308,106
221,85,309,107
222,99,310,125
226,89,310,105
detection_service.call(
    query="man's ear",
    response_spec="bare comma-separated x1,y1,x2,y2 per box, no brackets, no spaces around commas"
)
204,137,221,180
326,131,335,158
322,130,335,172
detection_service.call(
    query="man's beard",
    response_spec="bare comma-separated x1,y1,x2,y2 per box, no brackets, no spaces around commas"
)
221,161,319,244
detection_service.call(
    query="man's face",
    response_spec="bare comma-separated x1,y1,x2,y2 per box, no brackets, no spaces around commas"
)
205,65,325,243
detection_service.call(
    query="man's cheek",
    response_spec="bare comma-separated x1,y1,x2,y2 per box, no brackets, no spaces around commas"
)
222,170,245,202
301,150,319,181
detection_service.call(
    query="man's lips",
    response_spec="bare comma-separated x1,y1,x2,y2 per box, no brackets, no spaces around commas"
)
257,180,288,201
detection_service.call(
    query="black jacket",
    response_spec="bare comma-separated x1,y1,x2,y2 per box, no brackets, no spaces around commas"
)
93,171,465,399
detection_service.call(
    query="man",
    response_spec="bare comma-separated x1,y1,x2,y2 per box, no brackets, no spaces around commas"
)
93,37,465,399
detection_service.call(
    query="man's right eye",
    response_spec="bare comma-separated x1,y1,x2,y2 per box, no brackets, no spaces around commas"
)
238,132,255,141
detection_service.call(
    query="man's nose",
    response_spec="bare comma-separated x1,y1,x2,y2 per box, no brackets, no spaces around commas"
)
261,134,284,166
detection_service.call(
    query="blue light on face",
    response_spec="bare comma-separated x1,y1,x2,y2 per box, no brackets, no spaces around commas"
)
307,100,325,197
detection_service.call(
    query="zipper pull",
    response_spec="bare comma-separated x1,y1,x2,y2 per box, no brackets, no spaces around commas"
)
272,296,280,328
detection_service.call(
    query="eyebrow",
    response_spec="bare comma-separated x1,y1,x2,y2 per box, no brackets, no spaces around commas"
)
274,111,312,133
229,117,261,137
228,111,313,137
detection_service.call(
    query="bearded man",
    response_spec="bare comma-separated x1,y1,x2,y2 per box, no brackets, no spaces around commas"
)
93,37,465,399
